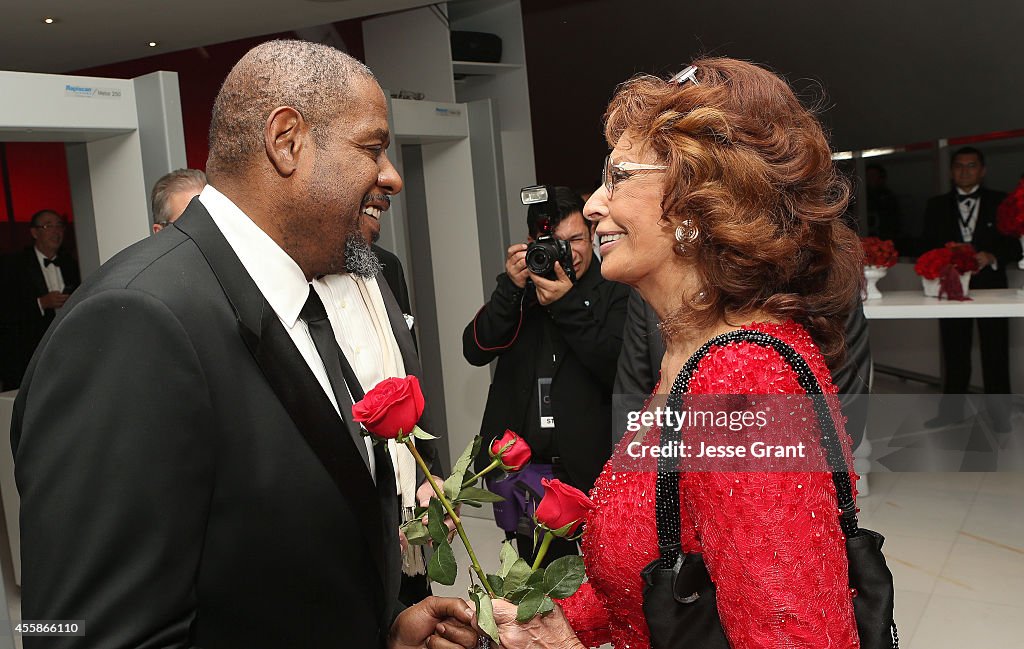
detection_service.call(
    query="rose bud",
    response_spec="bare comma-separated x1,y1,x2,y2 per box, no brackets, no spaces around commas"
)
489,429,532,472
535,478,595,537
352,375,425,440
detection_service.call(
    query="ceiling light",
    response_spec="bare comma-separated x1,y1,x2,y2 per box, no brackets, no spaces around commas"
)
42,17,56,24
148,42,158,47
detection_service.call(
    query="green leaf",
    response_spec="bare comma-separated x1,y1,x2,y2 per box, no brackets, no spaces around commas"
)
516,588,546,622
413,505,428,519
526,568,545,589
427,537,457,585
504,588,530,605
542,555,587,599
444,435,483,501
426,498,449,545
469,588,500,644
458,500,482,508
501,558,533,594
453,486,505,504
498,541,519,579
400,519,431,546
549,520,577,537
539,595,554,615
411,425,438,440
486,574,504,596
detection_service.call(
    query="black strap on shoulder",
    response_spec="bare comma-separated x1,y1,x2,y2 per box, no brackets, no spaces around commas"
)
655,329,859,568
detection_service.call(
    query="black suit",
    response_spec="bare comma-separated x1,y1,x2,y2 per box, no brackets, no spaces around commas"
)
0,247,80,389
921,187,1021,394
12,200,440,648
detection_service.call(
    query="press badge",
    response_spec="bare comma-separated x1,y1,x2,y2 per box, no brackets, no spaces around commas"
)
538,377,554,428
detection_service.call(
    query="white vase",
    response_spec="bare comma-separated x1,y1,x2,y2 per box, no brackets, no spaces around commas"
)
922,277,940,297
863,265,887,300
960,272,971,297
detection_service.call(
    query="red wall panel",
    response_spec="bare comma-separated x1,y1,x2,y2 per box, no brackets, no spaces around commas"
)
5,142,74,222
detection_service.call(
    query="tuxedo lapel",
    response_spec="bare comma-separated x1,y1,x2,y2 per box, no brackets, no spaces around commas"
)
377,277,420,377
22,250,49,307
172,201,389,600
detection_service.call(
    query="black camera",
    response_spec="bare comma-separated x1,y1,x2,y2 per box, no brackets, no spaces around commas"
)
521,185,576,283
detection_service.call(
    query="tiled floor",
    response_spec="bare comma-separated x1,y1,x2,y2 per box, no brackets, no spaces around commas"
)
4,473,1020,648
441,472,1024,649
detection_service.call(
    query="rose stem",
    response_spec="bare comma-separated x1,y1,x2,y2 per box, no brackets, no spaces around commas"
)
532,530,554,571
405,440,497,598
463,458,501,488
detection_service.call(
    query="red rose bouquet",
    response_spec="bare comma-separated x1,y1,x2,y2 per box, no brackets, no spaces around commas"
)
352,377,588,642
997,179,1024,237
945,242,980,274
914,243,978,280
914,247,951,280
861,236,898,268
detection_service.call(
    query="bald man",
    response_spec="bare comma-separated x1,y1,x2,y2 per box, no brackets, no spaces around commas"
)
13,41,475,649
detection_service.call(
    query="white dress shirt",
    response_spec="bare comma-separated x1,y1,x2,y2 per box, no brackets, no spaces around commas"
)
35,247,65,314
198,185,377,482
956,184,997,270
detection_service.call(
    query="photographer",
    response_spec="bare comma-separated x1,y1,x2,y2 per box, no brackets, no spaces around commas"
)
463,186,629,563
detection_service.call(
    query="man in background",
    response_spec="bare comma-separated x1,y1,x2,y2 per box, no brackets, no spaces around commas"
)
921,147,1021,425
463,186,628,564
1,209,80,389
151,168,207,233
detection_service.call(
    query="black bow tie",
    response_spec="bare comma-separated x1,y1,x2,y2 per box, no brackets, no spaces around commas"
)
43,257,60,268
957,192,979,202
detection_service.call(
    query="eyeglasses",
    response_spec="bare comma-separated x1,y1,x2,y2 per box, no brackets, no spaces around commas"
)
32,223,66,231
603,155,668,199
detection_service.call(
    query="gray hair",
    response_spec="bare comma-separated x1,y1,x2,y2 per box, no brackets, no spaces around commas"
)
206,39,376,178
151,168,207,224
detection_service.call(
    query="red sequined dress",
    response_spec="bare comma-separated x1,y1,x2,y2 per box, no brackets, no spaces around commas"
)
559,322,860,648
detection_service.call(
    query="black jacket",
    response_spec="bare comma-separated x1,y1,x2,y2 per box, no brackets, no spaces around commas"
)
0,246,81,389
921,188,1021,289
463,261,629,492
12,201,441,648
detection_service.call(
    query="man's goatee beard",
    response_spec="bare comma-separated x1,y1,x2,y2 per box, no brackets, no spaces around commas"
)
344,234,382,279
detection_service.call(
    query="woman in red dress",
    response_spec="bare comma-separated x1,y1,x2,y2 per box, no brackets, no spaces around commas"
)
490,58,864,648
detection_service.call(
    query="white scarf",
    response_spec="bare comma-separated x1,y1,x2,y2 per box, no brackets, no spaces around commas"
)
352,277,419,509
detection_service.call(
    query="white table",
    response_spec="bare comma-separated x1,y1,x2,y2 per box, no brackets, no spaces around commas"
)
856,288,1024,492
863,288,1024,319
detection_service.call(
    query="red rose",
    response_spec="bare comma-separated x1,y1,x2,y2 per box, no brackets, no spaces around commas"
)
534,478,595,537
489,430,532,472
352,375,425,440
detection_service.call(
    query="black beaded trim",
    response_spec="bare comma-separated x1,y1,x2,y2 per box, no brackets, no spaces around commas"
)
655,329,860,568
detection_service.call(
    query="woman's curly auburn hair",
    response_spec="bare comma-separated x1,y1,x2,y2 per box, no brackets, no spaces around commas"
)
604,57,861,366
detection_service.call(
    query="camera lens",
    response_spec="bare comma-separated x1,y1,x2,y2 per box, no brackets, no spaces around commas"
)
526,246,552,274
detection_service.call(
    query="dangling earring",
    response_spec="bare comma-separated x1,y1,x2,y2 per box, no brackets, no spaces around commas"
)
674,219,699,253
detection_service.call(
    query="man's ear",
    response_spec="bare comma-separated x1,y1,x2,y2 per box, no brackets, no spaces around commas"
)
265,106,307,177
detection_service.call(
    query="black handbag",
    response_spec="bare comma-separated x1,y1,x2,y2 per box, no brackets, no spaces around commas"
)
640,329,898,649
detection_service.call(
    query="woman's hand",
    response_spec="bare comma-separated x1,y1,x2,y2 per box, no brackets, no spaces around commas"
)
490,598,585,649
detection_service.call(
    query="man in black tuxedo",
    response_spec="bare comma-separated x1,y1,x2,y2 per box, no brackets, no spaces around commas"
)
0,209,80,390
921,147,1021,420
12,40,475,649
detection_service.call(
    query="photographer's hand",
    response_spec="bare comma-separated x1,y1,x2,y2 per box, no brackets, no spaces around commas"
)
531,262,573,305
506,244,530,289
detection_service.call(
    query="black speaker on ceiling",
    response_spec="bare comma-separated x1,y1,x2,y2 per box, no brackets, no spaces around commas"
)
450,31,502,63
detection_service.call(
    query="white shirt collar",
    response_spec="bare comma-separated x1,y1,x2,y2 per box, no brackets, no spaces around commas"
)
956,185,980,196
197,184,310,329
34,247,51,264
